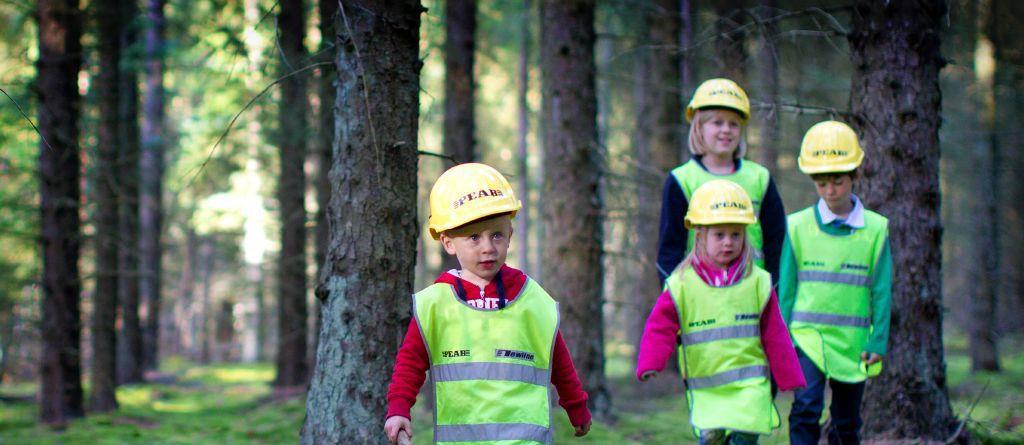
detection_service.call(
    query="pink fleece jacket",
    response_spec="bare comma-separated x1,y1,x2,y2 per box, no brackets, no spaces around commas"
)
636,264,806,391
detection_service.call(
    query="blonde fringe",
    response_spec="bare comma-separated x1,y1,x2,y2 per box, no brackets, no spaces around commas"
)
687,109,748,160
676,226,755,277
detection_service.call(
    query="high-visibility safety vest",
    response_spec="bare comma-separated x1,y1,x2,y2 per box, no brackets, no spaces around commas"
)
672,159,771,267
413,279,559,445
666,265,779,435
787,206,888,383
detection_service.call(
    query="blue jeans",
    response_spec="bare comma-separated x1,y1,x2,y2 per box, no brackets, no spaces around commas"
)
698,429,759,445
789,348,865,445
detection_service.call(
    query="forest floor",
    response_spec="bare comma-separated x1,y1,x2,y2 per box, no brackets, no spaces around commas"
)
0,335,1021,445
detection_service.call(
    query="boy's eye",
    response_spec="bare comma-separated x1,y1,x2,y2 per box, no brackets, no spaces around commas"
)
492,232,504,240
469,234,480,241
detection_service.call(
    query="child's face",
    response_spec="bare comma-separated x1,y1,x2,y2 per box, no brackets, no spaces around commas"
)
440,216,512,285
812,173,854,211
699,109,742,158
704,224,745,269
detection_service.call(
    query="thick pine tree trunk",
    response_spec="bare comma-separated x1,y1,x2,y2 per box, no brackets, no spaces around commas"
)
36,0,85,425
849,1,957,440
90,0,122,412
117,0,144,385
970,0,1001,372
440,0,476,275
539,0,611,420
679,0,694,158
140,0,166,372
714,0,747,85
274,0,309,388
516,0,532,273
312,0,338,367
300,1,421,443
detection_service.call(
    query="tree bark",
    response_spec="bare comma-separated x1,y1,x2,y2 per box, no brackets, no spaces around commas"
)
970,0,1000,372
140,0,166,372
274,0,309,388
714,0,747,85
313,0,338,368
198,237,214,364
539,0,611,420
679,0,694,159
90,0,122,413
117,0,144,385
36,0,85,425
849,0,957,440
300,1,421,443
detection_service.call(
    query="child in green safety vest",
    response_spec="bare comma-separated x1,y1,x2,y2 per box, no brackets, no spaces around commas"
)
656,78,787,286
383,163,592,445
779,121,893,445
638,179,805,445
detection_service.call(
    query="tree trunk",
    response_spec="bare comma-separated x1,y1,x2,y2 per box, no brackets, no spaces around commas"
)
679,0,694,159
36,0,85,425
313,0,338,368
516,0,532,273
539,0,611,420
274,0,309,388
198,237,214,364
178,226,198,358
300,1,421,443
117,0,144,385
635,0,683,352
970,0,1001,372
714,0,747,85
754,1,779,174
90,0,122,413
439,0,477,274
140,0,166,373
849,1,957,440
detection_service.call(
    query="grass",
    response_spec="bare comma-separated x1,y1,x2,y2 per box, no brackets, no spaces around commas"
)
2,337,1022,444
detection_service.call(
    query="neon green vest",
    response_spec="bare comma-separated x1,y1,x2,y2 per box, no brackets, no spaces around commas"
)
672,159,771,267
787,206,888,383
413,279,559,445
666,266,779,435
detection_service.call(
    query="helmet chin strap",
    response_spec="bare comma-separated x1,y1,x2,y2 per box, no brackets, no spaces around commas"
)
454,268,507,309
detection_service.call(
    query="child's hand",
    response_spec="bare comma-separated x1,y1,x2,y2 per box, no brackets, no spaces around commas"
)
639,370,658,381
574,421,591,437
384,416,412,444
861,351,881,365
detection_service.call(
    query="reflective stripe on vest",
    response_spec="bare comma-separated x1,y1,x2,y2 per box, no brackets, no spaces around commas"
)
666,266,780,435
435,423,551,443
413,279,558,444
787,206,888,383
671,159,771,267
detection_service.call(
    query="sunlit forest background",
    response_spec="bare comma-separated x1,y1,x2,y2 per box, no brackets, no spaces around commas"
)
1,0,1023,443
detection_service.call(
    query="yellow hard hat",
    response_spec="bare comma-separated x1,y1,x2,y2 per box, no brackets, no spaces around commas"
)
684,180,757,228
428,163,522,239
685,78,750,122
798,121,865,175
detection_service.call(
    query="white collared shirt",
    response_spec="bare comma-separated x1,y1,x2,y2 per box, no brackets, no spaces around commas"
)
817,194,865,229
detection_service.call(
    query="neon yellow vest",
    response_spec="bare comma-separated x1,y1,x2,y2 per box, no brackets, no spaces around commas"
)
413,279,559,445
672,159,771,267
787,206,888,383
666,266,779,435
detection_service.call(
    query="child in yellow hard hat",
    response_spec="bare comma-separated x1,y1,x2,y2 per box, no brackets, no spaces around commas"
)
638,180,804,445
657,78,787,287
383,163,592,444
780,121,892,445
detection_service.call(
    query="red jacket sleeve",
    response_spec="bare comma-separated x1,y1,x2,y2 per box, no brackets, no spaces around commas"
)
760,290,806,391
385,320,429,420
550,331,592,427
636,290,681,379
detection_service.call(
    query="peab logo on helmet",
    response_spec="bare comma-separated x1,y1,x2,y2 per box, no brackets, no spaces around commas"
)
811,149,849,157
707,88,743,100
451,189,505,210
709,201,747,211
